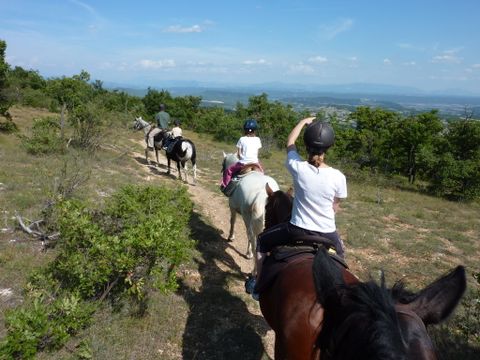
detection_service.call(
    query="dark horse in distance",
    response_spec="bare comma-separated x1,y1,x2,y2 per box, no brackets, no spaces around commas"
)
258,185,466,360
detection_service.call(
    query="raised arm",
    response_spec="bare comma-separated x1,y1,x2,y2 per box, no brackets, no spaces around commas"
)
286,117,316,152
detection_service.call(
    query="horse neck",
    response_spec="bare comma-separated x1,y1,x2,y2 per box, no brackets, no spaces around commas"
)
141,122,152,135
264,190,293,230
223,154,239,173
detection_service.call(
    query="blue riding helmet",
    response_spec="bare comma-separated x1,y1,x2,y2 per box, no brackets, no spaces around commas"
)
244,119,258,133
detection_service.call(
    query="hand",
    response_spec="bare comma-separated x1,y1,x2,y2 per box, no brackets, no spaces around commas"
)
301,117,316,125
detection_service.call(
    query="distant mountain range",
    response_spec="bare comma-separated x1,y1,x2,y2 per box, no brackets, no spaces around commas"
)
105,81,480,117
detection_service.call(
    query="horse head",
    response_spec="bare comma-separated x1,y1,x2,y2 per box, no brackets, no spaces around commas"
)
264,185,293,230
313,254,466,359
133,116,149,131
221,152,239,174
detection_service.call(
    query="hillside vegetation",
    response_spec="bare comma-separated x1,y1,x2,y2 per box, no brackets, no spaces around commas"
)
0,39,479,358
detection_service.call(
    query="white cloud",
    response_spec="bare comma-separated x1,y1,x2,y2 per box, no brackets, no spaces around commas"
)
320,18,353,40
472,64,480,68
243,59,268,65
402,61,416,66
308,56,328,64
137,59,176,69
164,24,203,33
383,58,392,65
288,63,315,74
431,48,463,64
431,54,461,64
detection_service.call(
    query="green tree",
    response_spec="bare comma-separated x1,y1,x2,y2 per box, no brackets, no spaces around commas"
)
7,66,49,108
171,95,202,128
0,39,12,120
46,70,93,138
347,107,400,171
141,88,173,118
424,119,480,200
390,110,444,183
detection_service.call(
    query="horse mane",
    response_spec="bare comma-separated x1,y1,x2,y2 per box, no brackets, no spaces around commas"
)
264,189,293,230
313,252,407,359
321,282,407,360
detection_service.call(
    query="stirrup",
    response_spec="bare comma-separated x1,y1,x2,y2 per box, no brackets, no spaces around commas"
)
245,276,256,294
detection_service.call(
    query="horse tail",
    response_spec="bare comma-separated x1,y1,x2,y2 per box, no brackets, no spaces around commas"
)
247,188,267,238
312,247,344,305
189,141,196,164
181,142,193,159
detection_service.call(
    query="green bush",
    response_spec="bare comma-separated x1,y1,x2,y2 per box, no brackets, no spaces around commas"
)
46,184,194,299
0,295,94,359
20,116,66,155
0,185,195,358
68,103,104,151
0,119,18,133
21,88,52,109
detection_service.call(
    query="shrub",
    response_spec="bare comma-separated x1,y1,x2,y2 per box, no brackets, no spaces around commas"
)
20,116,66,155
46,184,194,299
21,88,52,109
0,118,18,133
68,103,105,151
0,185,195,358
0,295,94,359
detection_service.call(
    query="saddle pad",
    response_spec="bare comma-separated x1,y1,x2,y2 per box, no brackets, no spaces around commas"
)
166,139,178,153
255,252,313,293
221,178,240,197
255,246,348,293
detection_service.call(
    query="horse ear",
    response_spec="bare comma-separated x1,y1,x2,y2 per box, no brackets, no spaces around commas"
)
266,183,274,196
223,151,227,158
402,266,466,325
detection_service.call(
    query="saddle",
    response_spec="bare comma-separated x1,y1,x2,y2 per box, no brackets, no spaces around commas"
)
255,235,348,294
165,136,182,153
238,163,263,176
221,164,263,197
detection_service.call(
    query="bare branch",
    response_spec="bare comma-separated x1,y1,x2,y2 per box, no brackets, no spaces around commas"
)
15,211,60,249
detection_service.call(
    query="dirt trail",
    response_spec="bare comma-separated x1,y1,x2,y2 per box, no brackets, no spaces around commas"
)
131,144,275,359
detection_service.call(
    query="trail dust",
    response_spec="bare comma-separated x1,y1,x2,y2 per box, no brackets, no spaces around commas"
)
131,140,275,359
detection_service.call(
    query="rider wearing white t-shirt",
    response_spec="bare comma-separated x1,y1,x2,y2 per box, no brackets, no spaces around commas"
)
287,150,347,233
246,117,347,299
221,119,263,188
237,136,262,164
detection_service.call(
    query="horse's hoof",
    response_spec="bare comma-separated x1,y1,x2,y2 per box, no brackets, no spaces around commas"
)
227,236,235,242
246,253,253,260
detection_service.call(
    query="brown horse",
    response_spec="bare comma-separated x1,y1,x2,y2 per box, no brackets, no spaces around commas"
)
259,187,466,359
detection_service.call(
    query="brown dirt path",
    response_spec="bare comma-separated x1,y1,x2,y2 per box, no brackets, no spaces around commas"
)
130,142,275,359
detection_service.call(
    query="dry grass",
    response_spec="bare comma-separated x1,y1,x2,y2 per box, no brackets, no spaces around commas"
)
1,106,479,358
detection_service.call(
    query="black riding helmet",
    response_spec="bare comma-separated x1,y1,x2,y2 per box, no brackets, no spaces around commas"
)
244,119,258,133
303,121,335,154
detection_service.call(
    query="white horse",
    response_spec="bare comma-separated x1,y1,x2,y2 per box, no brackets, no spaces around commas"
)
133,116,163,165
222,153,279,274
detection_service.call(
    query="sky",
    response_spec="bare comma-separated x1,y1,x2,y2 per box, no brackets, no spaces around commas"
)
1,0,480,95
